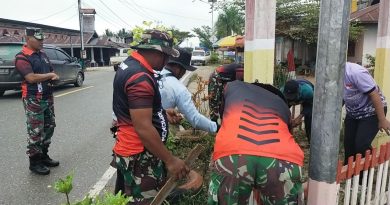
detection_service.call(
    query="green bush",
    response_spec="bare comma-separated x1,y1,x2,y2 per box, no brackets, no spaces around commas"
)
209,51,219,64
273,64,289,89
54,172,132,205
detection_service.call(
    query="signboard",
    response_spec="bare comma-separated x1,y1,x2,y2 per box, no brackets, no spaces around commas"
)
80,50,87,59
209,35,218,43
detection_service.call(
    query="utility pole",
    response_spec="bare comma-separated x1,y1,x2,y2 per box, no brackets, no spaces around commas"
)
211,0,214,35
307,0,351,204
208,0,217,51
244,0,276,84
374,0,390,121
78,0,85,59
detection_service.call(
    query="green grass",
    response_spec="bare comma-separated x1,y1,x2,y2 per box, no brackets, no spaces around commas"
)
166,128,214,204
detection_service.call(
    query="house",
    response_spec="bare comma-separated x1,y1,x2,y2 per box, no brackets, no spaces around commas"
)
348,3,379,66
0,8,130,66
275,0,381,69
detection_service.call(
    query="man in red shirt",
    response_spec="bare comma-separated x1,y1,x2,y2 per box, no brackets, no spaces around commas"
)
111,30,189,204
15,27,60,175
208,81,304,205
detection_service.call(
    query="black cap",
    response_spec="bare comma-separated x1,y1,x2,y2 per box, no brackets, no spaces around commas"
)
25,27,44,40
283,80,299,101
167,48,197,71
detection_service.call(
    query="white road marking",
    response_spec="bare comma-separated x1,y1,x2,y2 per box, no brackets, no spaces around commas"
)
88,166,117,198
181,71,192,84
54,86,94,98
87,71,195,198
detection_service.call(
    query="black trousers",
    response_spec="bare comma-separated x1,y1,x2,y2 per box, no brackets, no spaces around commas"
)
344,107,387,163
304,112,312,142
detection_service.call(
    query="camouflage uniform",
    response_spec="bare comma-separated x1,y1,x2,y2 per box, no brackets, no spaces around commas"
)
112,151,166,205
23,96,56,156
208,71,224,124
208,64,244,125
208,155,303,205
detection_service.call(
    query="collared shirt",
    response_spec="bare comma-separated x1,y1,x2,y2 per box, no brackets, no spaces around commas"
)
158,68,217,133
15,45,53,99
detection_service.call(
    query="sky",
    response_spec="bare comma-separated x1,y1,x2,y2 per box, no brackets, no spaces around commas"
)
0,0,217,47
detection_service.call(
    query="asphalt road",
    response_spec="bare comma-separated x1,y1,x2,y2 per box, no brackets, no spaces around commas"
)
0,68,116,205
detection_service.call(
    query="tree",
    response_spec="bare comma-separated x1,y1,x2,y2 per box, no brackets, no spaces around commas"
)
171,27,194,46
217,0,364,44
192,26,213,50
103,29,114,37
214,4,245,39
117,28,132,39
130,21,193,46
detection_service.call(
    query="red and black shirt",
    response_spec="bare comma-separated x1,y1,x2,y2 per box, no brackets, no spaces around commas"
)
15,45,53,99
213,81,304,166
112,51,168,157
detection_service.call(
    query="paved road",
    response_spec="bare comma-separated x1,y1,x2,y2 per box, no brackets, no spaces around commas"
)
0,65,212,204
0,68,116,205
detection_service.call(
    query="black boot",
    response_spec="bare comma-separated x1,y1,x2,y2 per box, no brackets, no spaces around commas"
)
29,155,50,175
42,148,59,167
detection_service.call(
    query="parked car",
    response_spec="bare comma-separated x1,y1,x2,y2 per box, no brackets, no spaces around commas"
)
190,50,210,66
110,48,130,71
0,42,84,96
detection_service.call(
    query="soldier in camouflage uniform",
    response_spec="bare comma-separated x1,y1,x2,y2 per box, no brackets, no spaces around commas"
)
111,30,189,204
208,63,244,125
15,28,60,175
208,81,304,205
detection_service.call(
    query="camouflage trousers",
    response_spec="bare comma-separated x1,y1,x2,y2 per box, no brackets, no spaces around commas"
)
208,155,303,205
22,96,56,157
112,151,166,205
208,71,224,124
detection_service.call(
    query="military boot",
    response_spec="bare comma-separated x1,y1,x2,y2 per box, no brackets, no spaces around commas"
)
29,154,50,175
42,148,59,167
42,148,60,167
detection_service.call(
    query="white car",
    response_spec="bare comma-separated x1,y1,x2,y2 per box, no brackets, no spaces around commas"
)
110,48,130,71
191,50,210,66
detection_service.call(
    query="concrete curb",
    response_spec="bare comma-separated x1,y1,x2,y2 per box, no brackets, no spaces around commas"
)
85,66,114,72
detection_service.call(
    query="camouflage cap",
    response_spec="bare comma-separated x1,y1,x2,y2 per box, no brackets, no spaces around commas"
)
131,29,179,57
25,27,44,40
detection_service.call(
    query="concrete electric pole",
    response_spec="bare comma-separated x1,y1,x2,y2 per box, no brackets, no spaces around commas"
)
244,0,276,84
307,0,351,204
375,0,390,121
78,0,85,59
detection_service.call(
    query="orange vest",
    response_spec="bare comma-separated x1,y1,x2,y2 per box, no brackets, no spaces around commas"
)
213,81,304,166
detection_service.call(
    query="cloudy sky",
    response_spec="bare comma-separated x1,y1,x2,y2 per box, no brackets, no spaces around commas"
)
0,0,217,47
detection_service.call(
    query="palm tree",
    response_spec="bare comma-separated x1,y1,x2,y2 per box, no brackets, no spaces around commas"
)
215,5,245,39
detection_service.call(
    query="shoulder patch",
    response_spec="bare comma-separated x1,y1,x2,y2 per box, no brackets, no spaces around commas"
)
119,62,128,70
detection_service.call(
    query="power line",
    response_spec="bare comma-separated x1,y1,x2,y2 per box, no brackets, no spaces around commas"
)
56,14,78,25
83,2,126,29
118,0,156,22
31,4,76,22
125,1,209,22
97,0,132,28
96,14,123,30
122,0,159,22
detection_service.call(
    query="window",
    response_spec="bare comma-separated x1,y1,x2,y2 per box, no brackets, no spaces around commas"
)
43,48,58,60
192,51,205,56
0,44,22,60
55,50,70,61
